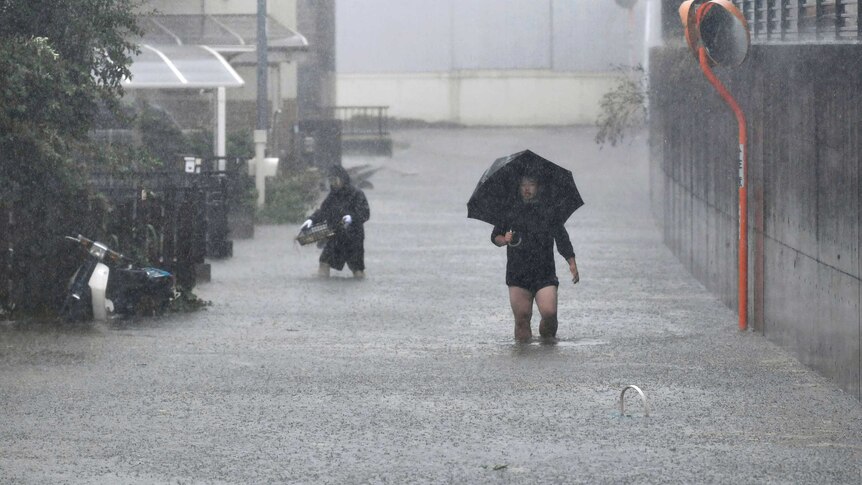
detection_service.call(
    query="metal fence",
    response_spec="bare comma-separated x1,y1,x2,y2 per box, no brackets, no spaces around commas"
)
0,158,253,317
732,0,860,42
87,170,208,289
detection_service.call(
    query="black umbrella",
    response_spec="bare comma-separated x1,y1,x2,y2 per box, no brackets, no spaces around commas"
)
467,150,584,228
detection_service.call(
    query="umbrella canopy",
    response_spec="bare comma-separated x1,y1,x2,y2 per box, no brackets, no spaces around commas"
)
467,150,584,228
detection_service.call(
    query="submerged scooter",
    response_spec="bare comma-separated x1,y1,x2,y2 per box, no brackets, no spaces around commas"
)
61,235,175,322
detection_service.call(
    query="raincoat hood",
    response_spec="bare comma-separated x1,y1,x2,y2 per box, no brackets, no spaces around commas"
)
328,165,352,188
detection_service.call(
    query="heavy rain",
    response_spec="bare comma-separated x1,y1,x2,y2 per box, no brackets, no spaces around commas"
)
1,1,861,483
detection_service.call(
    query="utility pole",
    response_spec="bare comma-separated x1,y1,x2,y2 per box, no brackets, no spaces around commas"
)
254,0,269,208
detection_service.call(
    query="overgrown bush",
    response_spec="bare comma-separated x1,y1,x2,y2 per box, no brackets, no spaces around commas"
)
595,65,647,148
256,169,323,224
137,104,189,165
185,129,255,162
0,1,143,317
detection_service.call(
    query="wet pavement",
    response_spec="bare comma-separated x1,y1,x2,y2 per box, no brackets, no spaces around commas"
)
2,128,861,483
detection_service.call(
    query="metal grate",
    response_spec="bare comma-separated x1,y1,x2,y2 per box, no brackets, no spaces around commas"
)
732,0,860,42
295,222,336,246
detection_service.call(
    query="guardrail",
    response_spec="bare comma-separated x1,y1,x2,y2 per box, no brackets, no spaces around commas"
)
322,106,392,156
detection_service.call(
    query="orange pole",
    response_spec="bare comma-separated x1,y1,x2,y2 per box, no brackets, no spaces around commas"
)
697,46,748,331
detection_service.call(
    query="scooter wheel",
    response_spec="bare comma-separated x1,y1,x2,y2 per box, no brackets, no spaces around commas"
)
60,295,91,322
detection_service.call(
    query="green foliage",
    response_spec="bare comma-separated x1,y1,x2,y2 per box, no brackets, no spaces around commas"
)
228,131,255,161
92,143,164,173
0,37,86,197
91,100,192,170
0,0,144,193
0,0,144,315
185,129,256,161
137,104,189,166
170,286,212,313
595,65,647,148
257,169,323,224
0,0,143,140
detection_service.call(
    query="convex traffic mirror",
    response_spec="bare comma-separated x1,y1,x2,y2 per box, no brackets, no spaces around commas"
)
679,0,750,67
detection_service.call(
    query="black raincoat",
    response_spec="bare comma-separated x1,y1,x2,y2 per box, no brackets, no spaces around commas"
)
310,166,370,271
491,200,574,292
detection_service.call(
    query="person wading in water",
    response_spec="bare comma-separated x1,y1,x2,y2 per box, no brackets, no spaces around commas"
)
491,174,579,341
301,165,370,279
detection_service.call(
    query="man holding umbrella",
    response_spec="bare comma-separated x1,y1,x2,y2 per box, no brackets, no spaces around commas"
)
468,150,582,341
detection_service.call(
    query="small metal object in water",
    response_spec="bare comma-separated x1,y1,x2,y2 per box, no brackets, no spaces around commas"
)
619,385,650,417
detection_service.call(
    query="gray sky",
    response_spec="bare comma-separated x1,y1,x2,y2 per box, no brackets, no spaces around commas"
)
336,0,649,73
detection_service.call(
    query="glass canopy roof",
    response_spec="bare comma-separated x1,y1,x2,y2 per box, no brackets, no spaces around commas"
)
124,44,244,89
126,14,309,89
137,14,309,53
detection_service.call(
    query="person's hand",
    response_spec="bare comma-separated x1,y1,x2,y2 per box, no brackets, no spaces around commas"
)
301,219,313,230
503,230,513,245
570,263,580,285
342,214,352,226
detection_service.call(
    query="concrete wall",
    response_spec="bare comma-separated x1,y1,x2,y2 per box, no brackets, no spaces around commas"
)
335,0,657,73
332,0,661,127
337,71,617,126
650,45,862,400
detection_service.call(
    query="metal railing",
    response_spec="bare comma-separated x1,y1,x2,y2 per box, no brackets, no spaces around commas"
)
734,0,860,42
323,106,390,137
321,106,393,157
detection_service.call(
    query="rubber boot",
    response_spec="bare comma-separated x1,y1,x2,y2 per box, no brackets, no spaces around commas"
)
353,270,365,279
317,263,331,278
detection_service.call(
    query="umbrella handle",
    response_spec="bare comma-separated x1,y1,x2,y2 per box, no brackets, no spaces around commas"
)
508,230,522,247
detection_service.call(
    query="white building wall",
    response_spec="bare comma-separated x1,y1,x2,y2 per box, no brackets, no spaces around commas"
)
334,0,661,126
337,71,616,126
336,73,452,122
147,0,296,27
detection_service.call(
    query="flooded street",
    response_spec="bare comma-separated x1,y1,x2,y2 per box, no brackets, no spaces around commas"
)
2,128,861,483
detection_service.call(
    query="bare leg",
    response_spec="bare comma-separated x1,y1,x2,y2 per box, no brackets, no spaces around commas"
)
535,285,559,338
508,286,534,342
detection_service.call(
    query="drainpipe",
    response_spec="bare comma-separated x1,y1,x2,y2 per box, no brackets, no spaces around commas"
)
216,86,226,171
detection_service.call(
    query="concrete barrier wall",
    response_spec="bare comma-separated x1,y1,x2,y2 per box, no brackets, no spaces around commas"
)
336,71,617,126
650,45,861,399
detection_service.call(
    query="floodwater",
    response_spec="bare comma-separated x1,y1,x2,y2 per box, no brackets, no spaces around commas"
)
1,127,861,483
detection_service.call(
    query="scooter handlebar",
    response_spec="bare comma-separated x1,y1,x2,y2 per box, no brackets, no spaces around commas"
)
107,249,131,264
64,234,128,264
65,234,94,246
